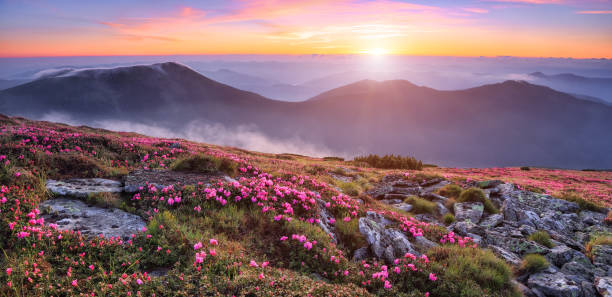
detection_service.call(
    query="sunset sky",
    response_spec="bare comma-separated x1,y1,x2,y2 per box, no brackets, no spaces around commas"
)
1,0,611,58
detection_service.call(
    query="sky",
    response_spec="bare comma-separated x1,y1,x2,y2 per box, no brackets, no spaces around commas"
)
0,0,611,58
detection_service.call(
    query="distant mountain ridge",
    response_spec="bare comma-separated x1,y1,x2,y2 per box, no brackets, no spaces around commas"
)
528,71,612,104
1,62,611,169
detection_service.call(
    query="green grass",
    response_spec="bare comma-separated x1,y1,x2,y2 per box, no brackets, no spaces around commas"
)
528,231,554,248
585,233,612,259
437,184,463,199
443,213,455,225
171,154,237,176
425,246,521,297
404,196,437,214
519,254,549,274
353,154,423,170
457,187,499,214
334,217,368,257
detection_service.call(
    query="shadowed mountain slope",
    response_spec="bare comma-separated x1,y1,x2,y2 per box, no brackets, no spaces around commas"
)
2,62,611,169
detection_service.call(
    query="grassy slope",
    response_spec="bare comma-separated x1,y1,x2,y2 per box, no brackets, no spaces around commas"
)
2,115,606,296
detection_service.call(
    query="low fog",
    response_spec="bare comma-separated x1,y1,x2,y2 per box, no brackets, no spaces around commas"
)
40,112,347,158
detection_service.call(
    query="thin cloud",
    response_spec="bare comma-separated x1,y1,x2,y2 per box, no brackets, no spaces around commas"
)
463,8,490,13
576,10,612,14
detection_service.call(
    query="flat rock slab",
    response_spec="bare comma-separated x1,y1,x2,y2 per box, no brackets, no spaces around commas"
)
47,178,123,198
123,169,227,192
40,198,146,240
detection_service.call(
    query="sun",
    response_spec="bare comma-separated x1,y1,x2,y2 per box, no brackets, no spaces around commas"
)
360,48,389,55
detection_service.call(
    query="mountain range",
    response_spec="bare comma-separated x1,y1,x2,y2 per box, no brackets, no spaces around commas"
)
1,62,611,169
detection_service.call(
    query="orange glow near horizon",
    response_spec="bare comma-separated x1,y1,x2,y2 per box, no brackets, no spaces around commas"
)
1,0,611,58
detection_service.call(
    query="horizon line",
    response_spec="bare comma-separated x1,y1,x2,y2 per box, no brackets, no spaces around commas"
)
0,53,610,60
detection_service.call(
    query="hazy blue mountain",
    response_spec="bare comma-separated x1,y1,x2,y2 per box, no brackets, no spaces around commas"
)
528,72,612,104
2,62,611,169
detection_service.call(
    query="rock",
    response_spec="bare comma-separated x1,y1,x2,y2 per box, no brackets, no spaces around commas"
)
595,277,612,297
547,245,581,268
421,180,450,193
513,280,538,297
380,198,403,205
579,211,606,225
419,177,445,187
453,221,484,237
40,198,145,240
169,142,181,149
519,224,537,237
420,192,448,202
366,184,393,199
485,230,550,256
358,216,419,263
489,245,522,266
518,210,541,228
390,186,421,196
317,200,337,243
436,202,449,216
454,202,484,223
580,281,597,297
412,236,438,253
46,178,123,198
391,203,413,212
480,213,503,228
383,194,408,201
561,259,595,283
364,211,392,227
527,272,583,297
352,247,371,262
592,245,612,272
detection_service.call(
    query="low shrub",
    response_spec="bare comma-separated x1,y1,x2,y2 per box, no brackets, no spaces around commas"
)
338,181,360,196
424,245,521,297
585,233,612,259
437,184,463,199
528,231,554,248
353,154,423,170
520,254,549,274
305,164,326,175
520,166,530,171
558,192,605,213
323,156,344,162
442,213,455,225
606,210,612,225
458,187,499,214
171,154,237,176
404,196,437,214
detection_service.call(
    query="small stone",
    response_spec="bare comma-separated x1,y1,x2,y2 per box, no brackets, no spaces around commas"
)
454,202,484,223
595,277,612,297
527,272,582,297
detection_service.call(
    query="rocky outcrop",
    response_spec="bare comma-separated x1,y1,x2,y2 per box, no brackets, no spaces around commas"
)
358,212,419,263
317,199,337,243
364,175,612,296
528,272,582,297
40,198,145,240
47,178,123,197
